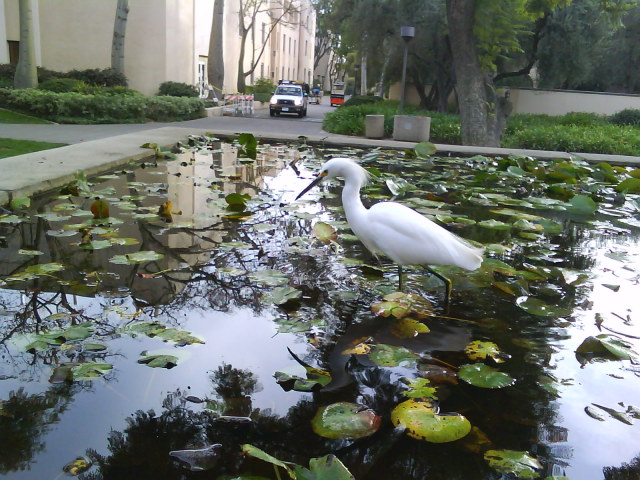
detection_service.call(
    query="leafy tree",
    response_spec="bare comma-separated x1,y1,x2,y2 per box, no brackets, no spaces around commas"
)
111,0,129,75
236,0,299,92
13,0,38,89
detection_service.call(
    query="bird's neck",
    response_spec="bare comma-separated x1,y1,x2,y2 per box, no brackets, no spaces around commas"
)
342,179,367,220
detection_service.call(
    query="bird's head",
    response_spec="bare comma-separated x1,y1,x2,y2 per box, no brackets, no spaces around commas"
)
295,158,369,200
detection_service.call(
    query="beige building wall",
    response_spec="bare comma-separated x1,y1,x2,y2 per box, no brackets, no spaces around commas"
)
2,0,315,95
508,88,640,116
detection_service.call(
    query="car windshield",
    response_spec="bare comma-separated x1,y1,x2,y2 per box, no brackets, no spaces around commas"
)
276,86,301,96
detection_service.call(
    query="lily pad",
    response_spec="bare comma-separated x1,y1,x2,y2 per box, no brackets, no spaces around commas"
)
478,219,512,230
391,317,430,338
137,353,179,369
458,363,515,389
248,269,290,287
575,334,639,363
313,221,337,244
311,402,381,440
368,344,419,367
263,286,303,306
109,250,165,265
483,449,542,479
566,194,597,215
293,455,356,480
169,444,222,472
464,341,509,363
391,399,471,443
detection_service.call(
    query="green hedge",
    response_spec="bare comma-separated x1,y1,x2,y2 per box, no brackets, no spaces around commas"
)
0,88,204,123
323,101,640,155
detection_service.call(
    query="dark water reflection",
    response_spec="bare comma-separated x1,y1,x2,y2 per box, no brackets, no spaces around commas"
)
0,138,639,479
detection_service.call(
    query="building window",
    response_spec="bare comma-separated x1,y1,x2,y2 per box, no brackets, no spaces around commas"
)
262,23,266,43
283,34,286,52
271,71,275,79
260,63,264,78
305,40,308,57
294,40,297,56
288,37,291,54
282,66,284,79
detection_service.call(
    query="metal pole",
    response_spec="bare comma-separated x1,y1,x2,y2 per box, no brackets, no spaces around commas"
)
399,43,408,114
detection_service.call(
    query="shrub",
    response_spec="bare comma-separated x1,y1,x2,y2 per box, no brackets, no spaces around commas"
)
608,108,640,126
253,92,271,103
0,87,204,124
158,81,199,97
38,78,87,93
248,77,276,94
501,124,640,155
66,68,127,87
342,95,383,107
323,100,462,144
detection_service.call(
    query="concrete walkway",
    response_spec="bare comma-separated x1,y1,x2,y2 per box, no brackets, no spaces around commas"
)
2,114,640,206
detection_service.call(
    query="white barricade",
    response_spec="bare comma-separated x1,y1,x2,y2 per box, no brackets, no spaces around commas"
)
223,94,255,116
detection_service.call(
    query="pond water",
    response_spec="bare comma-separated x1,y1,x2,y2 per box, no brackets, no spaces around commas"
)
0,135,639,480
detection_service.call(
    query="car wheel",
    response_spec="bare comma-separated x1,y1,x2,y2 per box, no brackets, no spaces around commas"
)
298,111,304,118
269,109,275,117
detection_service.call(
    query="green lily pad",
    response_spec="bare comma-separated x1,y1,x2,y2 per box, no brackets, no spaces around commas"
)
464,341,509,363
109,250,164,264
616,177,640,193
137,353,179,369
566,194,597,215
274,366,331,392
415,142,437,158
575,334,639,363
10,197,31,210
293,454,356,480
368,344,419,367
24,262,65,275
391,399,471,443
483,449,542,479
70,362,113,381
311,402,381,440
516,296,572,317
458,363,515,389
391,317,430,338
478,219,512,230
263,286,303,305
80,239,113,250
248,269,290,287
313,221,337,244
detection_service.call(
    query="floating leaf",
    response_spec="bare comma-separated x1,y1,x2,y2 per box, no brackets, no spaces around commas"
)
274,366,331,392
248,269,289,287
368,344,419,367
616,177,640,193
391,399,471,443
414,142,437,158
263,286,302,306
516,296,572,317
391,317,430,338
575,334,639,363
311,402,381,440
70,362,113,381
458,363,515,389
401,377,437,400
293,455,356,480
478,219,511,230
590,404,634,425
0,215,27,224
566,194,597,215
313,221,337,244
18,249,44,256
483,449,542,479
109,251,164,265
10,197,30,210
169,444,222,472
137,353,179,369
90,198,110,219
464,341,509,363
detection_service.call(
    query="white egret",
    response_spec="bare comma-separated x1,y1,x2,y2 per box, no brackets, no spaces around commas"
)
295,158,484,304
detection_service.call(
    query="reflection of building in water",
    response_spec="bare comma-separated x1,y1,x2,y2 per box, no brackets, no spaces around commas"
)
0,143,302,306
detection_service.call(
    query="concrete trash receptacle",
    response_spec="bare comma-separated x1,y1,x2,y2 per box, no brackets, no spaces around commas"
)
393,115,431,142
365,115,385,139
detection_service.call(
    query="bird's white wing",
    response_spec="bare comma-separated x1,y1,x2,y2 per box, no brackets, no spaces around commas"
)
358,201,483,270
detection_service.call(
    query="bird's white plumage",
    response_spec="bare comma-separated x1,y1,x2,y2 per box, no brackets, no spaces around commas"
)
300,157,483,271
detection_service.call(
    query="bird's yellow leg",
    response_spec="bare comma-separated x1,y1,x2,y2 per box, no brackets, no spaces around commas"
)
426,267,452,306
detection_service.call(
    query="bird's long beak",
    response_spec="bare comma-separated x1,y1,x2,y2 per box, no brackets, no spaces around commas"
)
295,172,327,200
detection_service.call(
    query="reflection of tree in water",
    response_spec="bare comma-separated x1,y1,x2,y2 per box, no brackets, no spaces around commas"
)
0,385,75,474
604,455,640,480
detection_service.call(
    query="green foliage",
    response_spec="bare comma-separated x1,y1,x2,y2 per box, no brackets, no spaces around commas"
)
342,95,383,107
608,108,640,126
247,77,276,94
38,78,87,93
157,81,199,97
0,87,204,124
0,64,127,87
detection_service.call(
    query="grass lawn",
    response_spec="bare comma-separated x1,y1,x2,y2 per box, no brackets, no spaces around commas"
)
0,138,67,159
0,107,52,124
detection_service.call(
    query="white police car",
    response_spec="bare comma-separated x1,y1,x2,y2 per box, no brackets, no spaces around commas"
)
269,81,309,118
